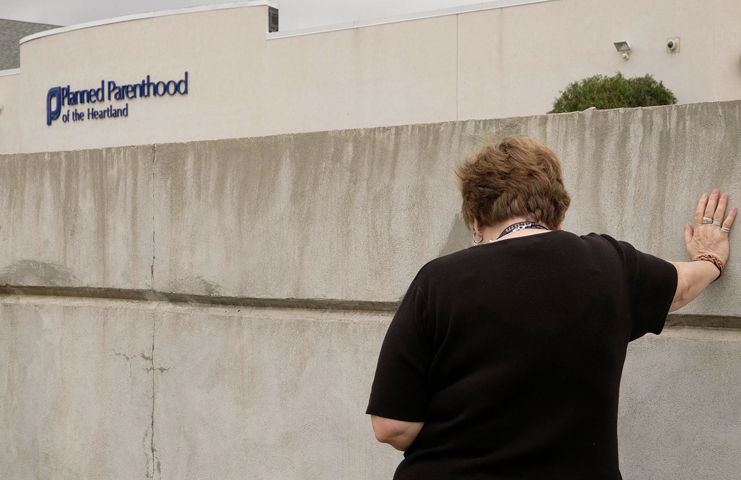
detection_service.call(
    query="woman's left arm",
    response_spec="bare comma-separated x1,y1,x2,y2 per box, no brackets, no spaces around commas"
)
371,416,424,451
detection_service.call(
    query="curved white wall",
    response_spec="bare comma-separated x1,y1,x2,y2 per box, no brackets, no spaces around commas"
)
0,71,20,153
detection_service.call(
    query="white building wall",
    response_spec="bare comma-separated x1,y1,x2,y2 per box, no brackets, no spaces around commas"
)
263,16,459,136
14,3,273,154
454,0,741,121
0,71,20,154
0,0,740,154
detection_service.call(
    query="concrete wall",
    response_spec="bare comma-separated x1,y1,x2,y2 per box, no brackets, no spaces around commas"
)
2,0,741,154
2,100,741,479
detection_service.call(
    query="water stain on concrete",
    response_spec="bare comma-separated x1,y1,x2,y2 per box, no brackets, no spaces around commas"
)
0,260,78,286
197,277,220,296
438,213,471,258
166,276,222,296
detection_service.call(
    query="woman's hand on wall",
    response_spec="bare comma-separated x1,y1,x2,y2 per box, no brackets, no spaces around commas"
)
685,189,736,264
670,189,736,312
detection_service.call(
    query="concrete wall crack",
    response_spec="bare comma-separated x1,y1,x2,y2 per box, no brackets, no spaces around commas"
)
145,307,161,479
151,144,157,291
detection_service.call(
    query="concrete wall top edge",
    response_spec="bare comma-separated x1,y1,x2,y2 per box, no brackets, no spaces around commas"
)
0,143,156,158
18,0,277,45
5,100,736,157
0,68,20,77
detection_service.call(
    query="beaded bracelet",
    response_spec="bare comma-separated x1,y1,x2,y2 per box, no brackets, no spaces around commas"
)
694,254,724,281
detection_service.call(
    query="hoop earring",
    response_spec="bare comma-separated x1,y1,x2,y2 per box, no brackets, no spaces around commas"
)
472,230,483,244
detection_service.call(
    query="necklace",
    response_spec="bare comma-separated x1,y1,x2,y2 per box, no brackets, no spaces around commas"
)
495,221,549,240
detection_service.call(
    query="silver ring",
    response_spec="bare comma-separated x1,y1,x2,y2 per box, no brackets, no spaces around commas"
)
713,220,722,226
721,227,731,233
702,216,713,224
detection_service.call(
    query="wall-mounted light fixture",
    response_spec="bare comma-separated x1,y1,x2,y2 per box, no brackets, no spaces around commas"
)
614,41,631,59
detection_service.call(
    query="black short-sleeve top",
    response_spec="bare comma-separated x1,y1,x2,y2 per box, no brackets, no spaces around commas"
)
366,230,678,480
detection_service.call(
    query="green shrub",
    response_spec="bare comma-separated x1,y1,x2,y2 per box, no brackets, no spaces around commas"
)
548,73,677,113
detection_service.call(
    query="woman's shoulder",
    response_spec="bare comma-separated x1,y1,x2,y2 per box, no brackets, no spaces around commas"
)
420,230,630,274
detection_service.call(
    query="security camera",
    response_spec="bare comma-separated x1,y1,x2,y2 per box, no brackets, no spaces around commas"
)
667,37,680,53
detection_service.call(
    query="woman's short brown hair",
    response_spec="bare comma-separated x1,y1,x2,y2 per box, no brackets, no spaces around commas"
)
456,136,571,230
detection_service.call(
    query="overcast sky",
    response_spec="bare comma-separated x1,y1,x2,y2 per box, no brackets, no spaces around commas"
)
0,0,484,31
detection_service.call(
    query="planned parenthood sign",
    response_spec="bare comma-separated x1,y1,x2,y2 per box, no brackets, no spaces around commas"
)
46,72,188,126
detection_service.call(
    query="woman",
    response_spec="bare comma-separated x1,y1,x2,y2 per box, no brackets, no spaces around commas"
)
366,136,736,479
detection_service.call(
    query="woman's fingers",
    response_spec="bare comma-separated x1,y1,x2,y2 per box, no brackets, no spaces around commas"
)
693,190,734,233
723,206,738,231
714,193,729,224
704,189,720,219
695,193,709,229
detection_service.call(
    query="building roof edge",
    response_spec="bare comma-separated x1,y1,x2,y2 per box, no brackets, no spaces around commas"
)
0,68,21,77
19,1,279,46
266,0,554,40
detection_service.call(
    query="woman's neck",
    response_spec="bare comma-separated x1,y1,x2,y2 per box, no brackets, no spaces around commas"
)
478,217,553,244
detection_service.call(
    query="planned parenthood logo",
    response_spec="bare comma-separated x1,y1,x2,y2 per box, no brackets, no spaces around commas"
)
46,72,188,126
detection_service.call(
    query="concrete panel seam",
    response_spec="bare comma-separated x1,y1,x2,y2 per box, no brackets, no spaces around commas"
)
2,290,741,330
0,286,402,312
651,325,741,341
665,314,741,331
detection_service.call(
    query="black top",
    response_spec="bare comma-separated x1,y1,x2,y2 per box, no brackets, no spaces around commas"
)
366,230,678,480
